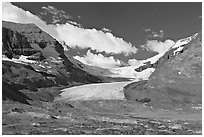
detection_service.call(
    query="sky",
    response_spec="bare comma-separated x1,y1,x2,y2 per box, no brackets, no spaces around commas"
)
2,2,202,69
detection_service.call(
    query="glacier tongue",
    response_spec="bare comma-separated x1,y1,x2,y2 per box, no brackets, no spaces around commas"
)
55,81,130,101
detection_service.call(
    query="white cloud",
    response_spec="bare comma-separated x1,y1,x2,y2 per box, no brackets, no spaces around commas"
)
102,27,112,33
56,23,137,55
151,30,164,39
2,2,137,56
42,5,67,16
128,59,143,66
142,28,151,32
143,28,164,39
141,39,175,54
74,50,123,69
40,5,73,25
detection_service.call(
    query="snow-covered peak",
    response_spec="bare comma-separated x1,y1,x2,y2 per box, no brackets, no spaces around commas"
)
171,33,198,49
170,33,198,55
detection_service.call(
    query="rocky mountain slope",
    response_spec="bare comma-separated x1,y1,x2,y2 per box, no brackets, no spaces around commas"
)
124,31,202,111
2,21,106,102
135,32,199,72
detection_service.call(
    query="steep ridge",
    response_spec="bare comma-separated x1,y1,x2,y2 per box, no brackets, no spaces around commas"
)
124,31,202,111
2,21,103,103
135,33,199,72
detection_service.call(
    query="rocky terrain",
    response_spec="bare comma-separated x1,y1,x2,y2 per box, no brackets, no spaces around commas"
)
2,100,202,135
2,21,202,135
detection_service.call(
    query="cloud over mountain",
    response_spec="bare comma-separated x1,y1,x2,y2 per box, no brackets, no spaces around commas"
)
56,23,137,55
74,50,123,69
141,39,175,54
3,2,137,57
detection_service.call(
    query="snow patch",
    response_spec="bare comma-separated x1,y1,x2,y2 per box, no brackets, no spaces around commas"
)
173,46,184,55
2,55,36,64
38,64,46,68
50,57,62,63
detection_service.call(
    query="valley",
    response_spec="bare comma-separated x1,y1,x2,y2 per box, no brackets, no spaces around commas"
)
2,3,202,135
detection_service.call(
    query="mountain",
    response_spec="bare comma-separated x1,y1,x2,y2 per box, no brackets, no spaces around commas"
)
135,33,199,72
2,21,105,102
124,31,202,111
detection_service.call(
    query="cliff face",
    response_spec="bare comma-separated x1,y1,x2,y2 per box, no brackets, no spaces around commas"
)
124,32,202,111
2,21,102,102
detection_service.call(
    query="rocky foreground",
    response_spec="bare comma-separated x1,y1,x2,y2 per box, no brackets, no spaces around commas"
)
2,99,202,135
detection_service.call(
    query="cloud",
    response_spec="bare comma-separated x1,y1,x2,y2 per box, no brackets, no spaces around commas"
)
143,28,164,39
150,30,164,39
74,50,123,69
141,39,175,54
3,2,137,56
128,59,143,66
40,5,73,25
41,5,67,16
102,27,112,33
56,23,138,55
142,28,151,32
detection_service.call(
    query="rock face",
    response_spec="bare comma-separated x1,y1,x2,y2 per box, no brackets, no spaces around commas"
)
124,32,202,111
2,21,102,102
135,62,154,72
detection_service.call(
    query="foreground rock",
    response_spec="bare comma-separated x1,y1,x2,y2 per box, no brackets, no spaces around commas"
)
2,100,201,135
